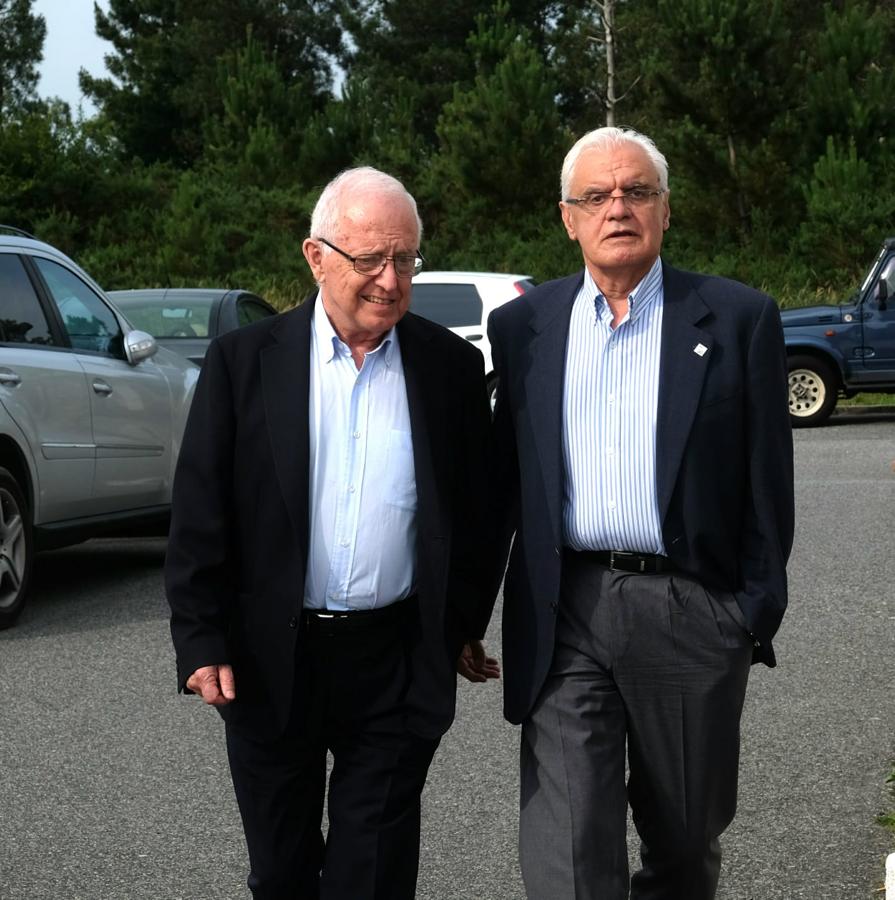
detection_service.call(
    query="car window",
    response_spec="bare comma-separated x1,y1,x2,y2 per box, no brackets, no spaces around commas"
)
128,302,211,338
33,258,123,356
238,299,276,326
411,283,483,327
0,255,55,345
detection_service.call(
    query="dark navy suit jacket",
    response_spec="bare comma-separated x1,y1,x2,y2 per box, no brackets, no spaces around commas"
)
165,297,493,739
488,262,795,724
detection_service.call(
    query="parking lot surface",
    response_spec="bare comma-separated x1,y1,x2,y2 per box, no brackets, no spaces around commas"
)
1,418,893,899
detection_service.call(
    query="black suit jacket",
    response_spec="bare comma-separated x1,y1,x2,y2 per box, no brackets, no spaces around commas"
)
488,262,795,724
165,297,492,740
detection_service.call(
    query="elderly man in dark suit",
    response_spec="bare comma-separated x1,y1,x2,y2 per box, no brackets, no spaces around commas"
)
487,127,794,899
165,166,498,900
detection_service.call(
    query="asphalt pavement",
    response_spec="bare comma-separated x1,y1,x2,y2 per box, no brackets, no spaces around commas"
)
0,417,893,899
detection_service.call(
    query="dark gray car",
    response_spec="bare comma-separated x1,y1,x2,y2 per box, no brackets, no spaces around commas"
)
107,288,279,366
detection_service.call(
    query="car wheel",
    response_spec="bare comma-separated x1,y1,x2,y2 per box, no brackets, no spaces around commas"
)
788,355,838,427
0,467,33,629
487,375,499,415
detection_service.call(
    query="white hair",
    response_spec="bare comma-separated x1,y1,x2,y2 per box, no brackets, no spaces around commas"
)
560,127,669,198
309,166,422,244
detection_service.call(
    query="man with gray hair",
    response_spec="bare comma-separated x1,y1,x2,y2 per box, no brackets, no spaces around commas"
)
487,127,794,898
166,166,498,899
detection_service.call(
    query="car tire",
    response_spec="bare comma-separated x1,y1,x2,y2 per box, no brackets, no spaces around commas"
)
788,355,838,427
0,467,33,629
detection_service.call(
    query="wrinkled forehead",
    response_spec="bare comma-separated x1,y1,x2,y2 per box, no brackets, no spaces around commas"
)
336,192,421,244
572,143,662,189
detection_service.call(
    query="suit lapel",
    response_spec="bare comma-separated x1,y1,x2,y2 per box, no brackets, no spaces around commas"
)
656,263,713,520
261,300,312,552
525,275,580,547
398,315,446,536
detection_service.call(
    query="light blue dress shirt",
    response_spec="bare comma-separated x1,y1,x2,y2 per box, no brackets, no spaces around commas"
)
304,299,417,610
562,256,666,554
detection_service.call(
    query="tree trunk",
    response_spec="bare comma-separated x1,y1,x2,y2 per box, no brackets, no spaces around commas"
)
727,132,750,236
602,0,617,126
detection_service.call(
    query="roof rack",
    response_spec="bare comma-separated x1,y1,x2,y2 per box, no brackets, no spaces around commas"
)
0,225,37,239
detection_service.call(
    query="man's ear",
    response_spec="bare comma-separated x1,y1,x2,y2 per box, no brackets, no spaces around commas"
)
302,238,325,282
559,202,577,242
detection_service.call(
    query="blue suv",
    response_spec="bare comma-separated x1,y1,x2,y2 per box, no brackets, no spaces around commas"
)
783,237,895,426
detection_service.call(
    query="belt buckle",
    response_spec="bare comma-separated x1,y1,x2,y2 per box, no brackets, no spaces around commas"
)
609,550,645,573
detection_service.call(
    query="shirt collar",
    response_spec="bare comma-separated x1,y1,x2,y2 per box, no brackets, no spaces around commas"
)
590,255,664,324
312,293,397,366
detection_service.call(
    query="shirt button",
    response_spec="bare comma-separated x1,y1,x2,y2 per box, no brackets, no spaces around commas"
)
608,500,617,510
353,431,361,439
340,539,349,547
348,485,356,493
607,393,615,403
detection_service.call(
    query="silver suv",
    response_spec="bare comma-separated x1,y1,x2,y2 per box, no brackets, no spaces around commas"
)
0,229,199,628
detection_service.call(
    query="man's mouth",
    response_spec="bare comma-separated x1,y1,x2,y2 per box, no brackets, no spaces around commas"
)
606,230,638,240
362,295,393,305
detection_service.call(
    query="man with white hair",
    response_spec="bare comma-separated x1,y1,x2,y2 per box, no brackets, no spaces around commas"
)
166,166,498,899
488,127,794,899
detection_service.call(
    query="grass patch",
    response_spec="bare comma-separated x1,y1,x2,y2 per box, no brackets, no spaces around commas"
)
877,766,895,835
839,393,895,407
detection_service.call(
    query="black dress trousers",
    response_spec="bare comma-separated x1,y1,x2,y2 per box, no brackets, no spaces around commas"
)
225,604,440,900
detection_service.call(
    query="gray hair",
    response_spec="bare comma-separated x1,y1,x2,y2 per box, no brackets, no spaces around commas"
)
309,166,423,244
560,127,669,198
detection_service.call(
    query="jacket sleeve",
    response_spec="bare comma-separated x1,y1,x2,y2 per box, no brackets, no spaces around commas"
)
445,342,498,641
486,309,522,595
165,338,237,691
736,296,795,662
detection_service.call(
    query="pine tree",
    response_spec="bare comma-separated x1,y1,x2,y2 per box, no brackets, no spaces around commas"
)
80,0,340,165
0,0,46,115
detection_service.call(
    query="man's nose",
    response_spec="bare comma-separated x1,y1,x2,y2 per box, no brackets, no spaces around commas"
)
374,258,401,290
605,194,631,218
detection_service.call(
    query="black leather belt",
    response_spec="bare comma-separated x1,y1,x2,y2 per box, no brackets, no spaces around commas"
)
567,548,674,575
301,595,416,634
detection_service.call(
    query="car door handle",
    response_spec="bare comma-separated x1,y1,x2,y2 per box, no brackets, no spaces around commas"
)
0,370,21,387
92,380,113,396
465,334,483,342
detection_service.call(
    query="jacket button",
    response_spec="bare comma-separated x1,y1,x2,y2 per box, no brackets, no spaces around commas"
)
288,616,298,628
550,601,558,613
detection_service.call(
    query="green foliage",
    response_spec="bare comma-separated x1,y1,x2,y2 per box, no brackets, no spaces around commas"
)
794,138,895,285
203,30,316,186
800,2,895,165
80,0,339,165
421,7,570,270
3,0,894,307
0,0,46,115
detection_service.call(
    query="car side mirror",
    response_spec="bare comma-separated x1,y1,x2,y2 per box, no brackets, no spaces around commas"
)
124,329,159,365
875,279,888,311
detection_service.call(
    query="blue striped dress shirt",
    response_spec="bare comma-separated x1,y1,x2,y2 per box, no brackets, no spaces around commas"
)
562,257,666,554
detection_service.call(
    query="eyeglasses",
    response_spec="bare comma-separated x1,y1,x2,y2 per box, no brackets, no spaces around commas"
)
316,237,424,278
563,187,666,212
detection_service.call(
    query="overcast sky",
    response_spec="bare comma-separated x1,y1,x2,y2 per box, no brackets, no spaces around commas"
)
33,0,111,113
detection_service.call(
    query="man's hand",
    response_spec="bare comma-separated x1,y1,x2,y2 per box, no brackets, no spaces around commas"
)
186,664,236,706
457,640,500,683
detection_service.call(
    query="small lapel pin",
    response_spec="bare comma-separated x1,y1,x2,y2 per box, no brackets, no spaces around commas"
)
693,343,708,357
